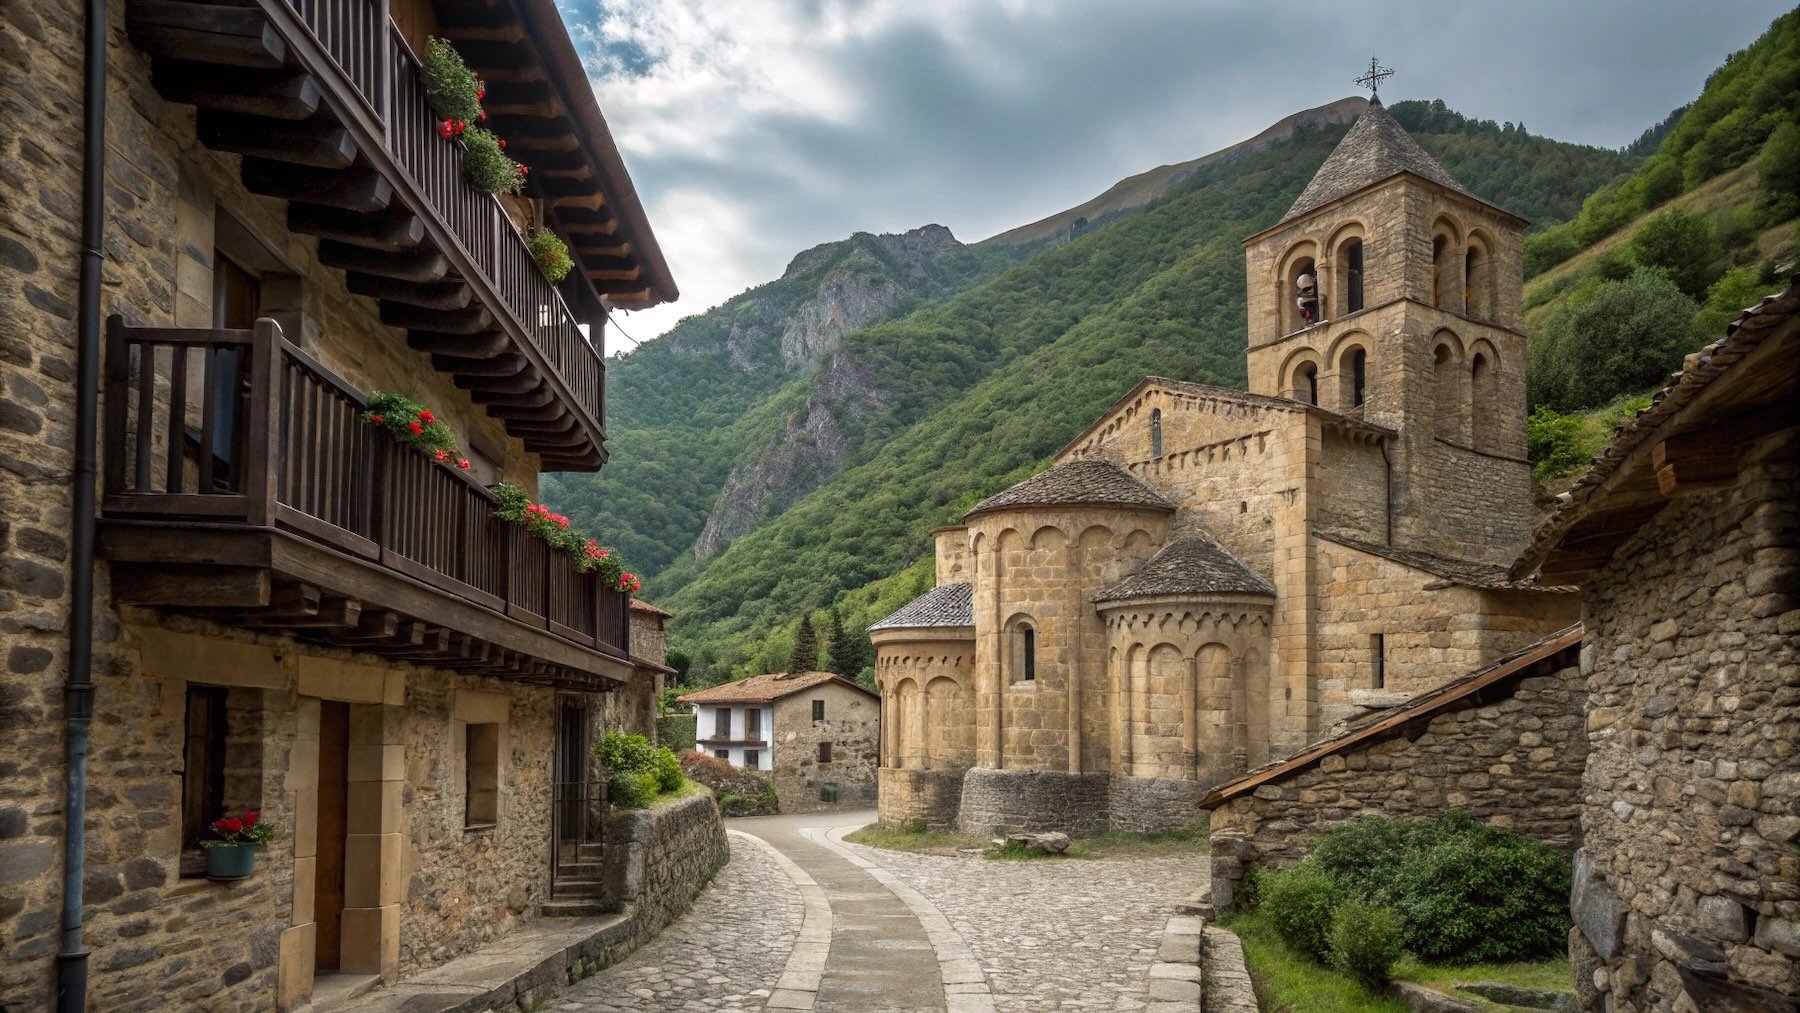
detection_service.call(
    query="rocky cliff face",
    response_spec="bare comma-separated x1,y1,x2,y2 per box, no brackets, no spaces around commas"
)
693,348,895,558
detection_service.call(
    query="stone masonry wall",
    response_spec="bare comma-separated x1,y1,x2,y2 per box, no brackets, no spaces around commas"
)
1207,662,1585,910
772,684,879,813
957,768,1112,836
877,768,965,832
1567,437,1798,1012
1313,538,1578,729
599,791,729,946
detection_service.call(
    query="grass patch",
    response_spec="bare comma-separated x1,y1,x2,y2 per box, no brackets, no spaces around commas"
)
983,840,1094,861
1075,826,1208,858
842,823,989,855
656,778,712,803
1222,908,1573,1012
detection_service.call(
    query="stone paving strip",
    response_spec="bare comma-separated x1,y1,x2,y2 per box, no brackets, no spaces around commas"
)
731,829,836,1011
556,834,805,1013
831,829,1209,1013
811,826,996,1013
1143,914,1204,1012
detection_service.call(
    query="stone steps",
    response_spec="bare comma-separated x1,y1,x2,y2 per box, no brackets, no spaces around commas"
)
1144,914,1204,1011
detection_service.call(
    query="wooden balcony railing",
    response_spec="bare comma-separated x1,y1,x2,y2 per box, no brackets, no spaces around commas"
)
262,0,604,424
101,316,629,657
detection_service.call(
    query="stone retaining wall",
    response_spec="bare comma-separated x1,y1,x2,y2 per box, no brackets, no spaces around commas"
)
956,768,1112,835
600,790,730,949
1206,662,1586,909
1107,775,1211,834
877,767,966,831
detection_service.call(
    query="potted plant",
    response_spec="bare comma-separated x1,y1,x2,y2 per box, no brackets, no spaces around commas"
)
201,810,278,882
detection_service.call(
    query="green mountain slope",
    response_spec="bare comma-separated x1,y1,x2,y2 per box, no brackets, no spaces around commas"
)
647,103,1638,684
542,226,1022,575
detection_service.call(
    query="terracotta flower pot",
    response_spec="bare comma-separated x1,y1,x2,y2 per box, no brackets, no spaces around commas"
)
204,842,258,882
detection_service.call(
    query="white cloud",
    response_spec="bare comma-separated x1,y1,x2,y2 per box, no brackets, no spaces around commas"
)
554,0,1794,346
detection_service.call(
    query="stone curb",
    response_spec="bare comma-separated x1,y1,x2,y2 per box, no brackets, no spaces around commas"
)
729,828,834,1011
1144,914,1204,1011
813,824,998,1013
1201,925,1257,1013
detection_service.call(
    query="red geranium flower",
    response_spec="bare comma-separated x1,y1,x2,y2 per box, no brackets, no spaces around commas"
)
369,414,384,425
437,119,455,139
243,811,260,828
409,422,424,435
418,409,435,424
457,459,471,470
434,449,449,462
215,817,244,834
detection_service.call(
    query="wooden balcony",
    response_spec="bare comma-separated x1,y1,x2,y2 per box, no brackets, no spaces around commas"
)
98,317,633,691
125,0,674,471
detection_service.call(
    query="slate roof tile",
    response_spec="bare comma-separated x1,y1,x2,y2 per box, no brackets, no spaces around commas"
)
1093,533,1274,603
965,460,1174,520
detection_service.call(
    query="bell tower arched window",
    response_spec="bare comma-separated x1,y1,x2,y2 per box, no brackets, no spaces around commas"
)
1350,348,1368,407
1340,238,1364,314
1296,362,1318,405
1149,408,1162,459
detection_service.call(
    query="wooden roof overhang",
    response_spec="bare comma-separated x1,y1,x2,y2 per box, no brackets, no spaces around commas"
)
100,519,634,691
432,0,677,309
125,0,675,471
1514,280,1799,586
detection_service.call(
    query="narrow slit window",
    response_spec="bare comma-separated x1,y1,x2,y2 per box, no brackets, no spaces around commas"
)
1150,408,1163,459
1370,634,1386,690
1351,349,1368,407
465,722,500,828
1023,627,1036,682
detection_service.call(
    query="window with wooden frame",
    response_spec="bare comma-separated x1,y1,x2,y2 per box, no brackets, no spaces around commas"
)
181,686,229,851
812,699,825,722
465,722,500,828
818,741,832,763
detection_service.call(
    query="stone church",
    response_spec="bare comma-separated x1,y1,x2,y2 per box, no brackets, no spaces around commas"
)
869,97,1579,834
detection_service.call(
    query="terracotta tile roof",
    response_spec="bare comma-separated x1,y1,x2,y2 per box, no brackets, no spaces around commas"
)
1199,624,1584,808
1279,96,1471,225
1513,277,1800,583
965,460,1175,520
630,598,672,618
676,671,877,705
868,582,974,632
1094,534,1274,603
1319,532,1573,592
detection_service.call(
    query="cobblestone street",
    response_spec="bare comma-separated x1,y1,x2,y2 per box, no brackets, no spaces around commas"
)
559,812,1207,1012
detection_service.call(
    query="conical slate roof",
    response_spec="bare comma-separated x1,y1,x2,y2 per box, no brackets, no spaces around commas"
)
1093,533,1275,604
868,582,974,632
965,460,1174,520
1280,96,1469,225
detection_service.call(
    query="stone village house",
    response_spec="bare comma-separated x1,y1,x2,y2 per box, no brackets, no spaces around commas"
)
678,672,882,813
0,0,727,1009
869,96,1578,835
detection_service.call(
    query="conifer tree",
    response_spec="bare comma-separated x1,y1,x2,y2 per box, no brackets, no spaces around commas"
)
822,608,847,674
789,614,819,673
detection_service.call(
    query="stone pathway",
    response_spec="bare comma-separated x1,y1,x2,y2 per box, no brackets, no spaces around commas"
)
557,811,1207,1013
556,834,804,1012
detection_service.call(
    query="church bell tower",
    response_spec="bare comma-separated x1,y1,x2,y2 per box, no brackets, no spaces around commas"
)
1240,80,1534,565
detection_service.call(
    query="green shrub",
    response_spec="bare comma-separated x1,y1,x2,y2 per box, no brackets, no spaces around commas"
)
423,37,482,123
1328,900,1404,991
1523,222,1580,277
598,731,659,774
1262,859,1339,962
527,228,573,283
652,746,684,792
1528,267,1699,411
1758,121,1800,222
1526,406,1591,486
1310,813,1573,965
461,127,524,194
1630,209,1721,298
607,770,659,809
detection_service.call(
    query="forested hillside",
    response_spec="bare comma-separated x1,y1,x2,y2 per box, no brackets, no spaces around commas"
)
541,226,1022,575
1523,8,1800,490
637,103,1638,685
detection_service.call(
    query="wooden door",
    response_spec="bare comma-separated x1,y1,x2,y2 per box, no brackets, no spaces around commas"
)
315,701,349,970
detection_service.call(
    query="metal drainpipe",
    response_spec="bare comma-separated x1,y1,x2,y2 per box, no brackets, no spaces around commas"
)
1379,436,1394,546
58,0,107,1007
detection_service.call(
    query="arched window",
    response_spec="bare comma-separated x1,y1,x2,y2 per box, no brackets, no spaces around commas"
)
1431,235,1448,308
1465,241,1491,320
1340,238,1364,314
1295,362,1319,405
1284,255,1319,334
1471,351,1497,452
1149,408,1162,459
1010,619,1037,684
1350,348,1368,407
1433,342,1462,442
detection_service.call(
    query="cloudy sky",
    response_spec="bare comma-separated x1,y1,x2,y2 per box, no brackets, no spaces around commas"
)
556,0,1793,346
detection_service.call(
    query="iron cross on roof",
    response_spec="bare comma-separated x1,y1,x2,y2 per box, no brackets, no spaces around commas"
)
1355,57,1395,98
